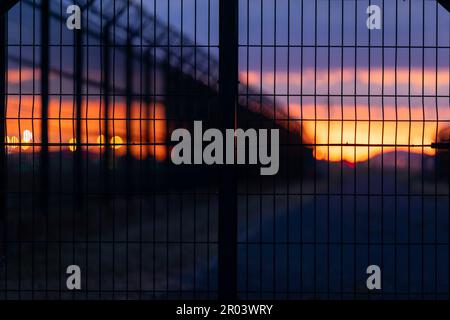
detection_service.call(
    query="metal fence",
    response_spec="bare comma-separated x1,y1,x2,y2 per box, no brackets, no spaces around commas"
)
0,0,449,300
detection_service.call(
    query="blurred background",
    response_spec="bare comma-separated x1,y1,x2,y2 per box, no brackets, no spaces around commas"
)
0,0,449,299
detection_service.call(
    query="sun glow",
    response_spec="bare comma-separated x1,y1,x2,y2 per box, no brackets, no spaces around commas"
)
4,95,167,161
241,67,450,164
6,65,449,165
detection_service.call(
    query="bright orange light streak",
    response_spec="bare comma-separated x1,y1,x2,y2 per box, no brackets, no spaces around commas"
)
240,67,450,164
4,95,167,161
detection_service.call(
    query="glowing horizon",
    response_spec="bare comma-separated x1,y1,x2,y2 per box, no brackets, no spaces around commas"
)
4,65,450,164
3,95,168,161
240,66,450,163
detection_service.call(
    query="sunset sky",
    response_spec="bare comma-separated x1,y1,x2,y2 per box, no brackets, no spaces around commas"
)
4,0,450,163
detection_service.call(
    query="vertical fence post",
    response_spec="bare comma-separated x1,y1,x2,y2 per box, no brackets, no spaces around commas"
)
218,0,238,300
40,0,49,215
0,10,7,265
75,17,83,212
102,25,111,198
125,34,133,187
144,51,152,177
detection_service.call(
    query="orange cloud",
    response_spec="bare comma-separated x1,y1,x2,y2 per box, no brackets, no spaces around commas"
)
240,67,450,94
8,68,39,83
240,67,450,163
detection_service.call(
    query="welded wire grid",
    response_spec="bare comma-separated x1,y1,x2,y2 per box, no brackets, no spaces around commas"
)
0,0,449,300
0,0,221,299
236,0,449,299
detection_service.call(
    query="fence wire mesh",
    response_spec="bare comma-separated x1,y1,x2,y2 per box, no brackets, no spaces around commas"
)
0,0,449,300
